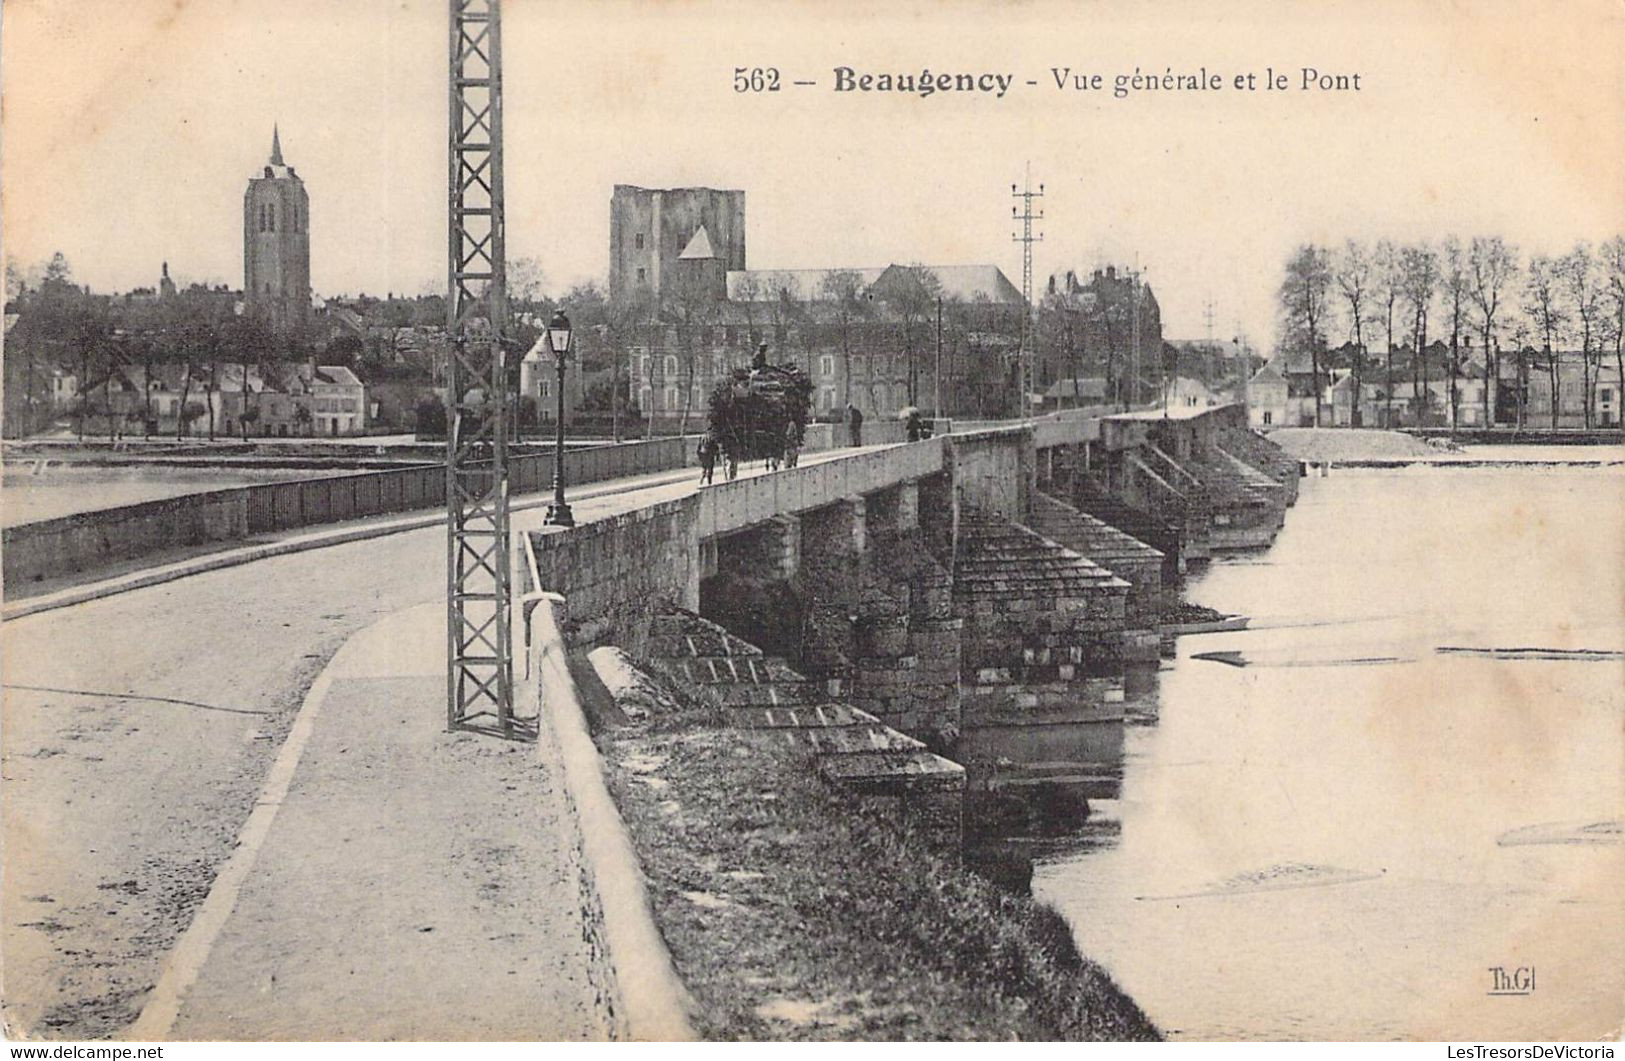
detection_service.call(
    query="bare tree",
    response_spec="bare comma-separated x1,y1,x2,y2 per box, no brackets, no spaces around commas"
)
883,265,943,408
1277,244,1333,426
1602,236,1625,433
507,257,547,308
1441,237,1470,430
1373,240,1403,426
1468,236,1518,428
1523,255,1566,429
1334,240,1373,426
662,283,717,438
1555,243,1601,428
4,259,28,302
1399,243,1439,425
732,273,764,349
818,270,868,411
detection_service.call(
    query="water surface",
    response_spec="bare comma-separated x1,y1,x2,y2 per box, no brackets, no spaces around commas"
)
1035,456,1625,1041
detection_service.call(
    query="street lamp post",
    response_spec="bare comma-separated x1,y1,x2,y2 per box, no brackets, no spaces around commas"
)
544,309,575,528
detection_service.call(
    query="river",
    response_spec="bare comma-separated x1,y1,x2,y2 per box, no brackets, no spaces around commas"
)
1033,453,1625,1040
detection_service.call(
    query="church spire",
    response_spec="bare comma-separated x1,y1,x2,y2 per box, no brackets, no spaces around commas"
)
270,124,284,167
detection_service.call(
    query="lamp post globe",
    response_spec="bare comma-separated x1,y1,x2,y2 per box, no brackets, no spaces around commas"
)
543,309,575,528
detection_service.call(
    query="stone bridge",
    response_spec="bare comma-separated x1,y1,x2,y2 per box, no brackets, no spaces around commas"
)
525,403,1299,845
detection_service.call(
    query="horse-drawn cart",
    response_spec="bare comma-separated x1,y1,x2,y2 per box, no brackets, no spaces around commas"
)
705,361,813,481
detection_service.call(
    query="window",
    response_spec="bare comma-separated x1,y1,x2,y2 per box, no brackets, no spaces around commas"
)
664,386,679,410
539,378,551,398
636,267,646,284
663,355,678,377
819,355,835,378
634,233,645,250
714,355,727,375
268,203,276,232
638,354,650,378
1603,388,1615,403
1262,410,1273,425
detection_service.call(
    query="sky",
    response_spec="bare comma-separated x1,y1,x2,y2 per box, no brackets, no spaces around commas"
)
4,0,1623,348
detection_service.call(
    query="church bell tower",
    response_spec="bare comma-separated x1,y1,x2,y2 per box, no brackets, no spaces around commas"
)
243,126,311,333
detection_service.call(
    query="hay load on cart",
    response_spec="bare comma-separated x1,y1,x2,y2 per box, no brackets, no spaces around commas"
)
705,350,813,481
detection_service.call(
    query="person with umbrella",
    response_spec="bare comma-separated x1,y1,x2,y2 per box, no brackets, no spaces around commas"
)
901,405,924,442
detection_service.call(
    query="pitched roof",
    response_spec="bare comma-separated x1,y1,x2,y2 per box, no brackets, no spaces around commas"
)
873,263,1024,305
725,268,885,302
678,226,717,260
255,124,298,180
1250,359,1286,384
314,365,363,387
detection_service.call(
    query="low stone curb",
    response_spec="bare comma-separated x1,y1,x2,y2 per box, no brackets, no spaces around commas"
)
524,591,698,1042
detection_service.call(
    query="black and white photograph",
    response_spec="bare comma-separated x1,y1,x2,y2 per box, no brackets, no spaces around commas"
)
2,0,1622,1048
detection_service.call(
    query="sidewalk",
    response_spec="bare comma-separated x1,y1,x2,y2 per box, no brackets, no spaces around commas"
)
144,602,606,1041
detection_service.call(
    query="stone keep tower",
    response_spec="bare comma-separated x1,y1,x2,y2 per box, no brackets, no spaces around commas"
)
243,126,311,332
608,185,745,305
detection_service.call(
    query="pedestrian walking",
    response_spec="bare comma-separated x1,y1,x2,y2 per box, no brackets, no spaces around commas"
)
847,402,864,447
697,431,719,484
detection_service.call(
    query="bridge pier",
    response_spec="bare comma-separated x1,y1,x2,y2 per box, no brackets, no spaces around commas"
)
796,497,868,686
951,507,1131,729
852,479,961,748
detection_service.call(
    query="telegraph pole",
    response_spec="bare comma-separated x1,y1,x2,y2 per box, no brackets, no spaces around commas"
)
445,0,514,733
1203,298,1217,398
1011,166,1043,419
1127,267,1141,412
934,296,943,419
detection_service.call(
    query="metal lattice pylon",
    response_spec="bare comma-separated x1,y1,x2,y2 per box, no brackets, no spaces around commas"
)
446,0,513,733
1011,166,1043,419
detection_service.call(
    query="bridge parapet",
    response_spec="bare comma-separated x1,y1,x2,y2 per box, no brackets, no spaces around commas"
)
696,437,944,539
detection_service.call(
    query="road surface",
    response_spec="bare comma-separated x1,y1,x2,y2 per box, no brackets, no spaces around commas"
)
1,447,877,1039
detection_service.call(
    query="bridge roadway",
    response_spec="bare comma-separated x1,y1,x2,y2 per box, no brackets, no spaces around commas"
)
0,442,896,1039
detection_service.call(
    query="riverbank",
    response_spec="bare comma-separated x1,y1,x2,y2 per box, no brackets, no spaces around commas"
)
596,677,1159,1041
1265,427,1625,467
1266,427,1442,462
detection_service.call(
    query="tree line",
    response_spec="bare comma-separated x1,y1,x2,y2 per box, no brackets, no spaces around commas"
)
1277,236,1625,430
4,253,287,440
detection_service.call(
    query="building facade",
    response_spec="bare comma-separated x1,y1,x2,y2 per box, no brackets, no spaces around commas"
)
608,185,746,305
1042,266,1164,404
243,127,312,333
603,183,1024,423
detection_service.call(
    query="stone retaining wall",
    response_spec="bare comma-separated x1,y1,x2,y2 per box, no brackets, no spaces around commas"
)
525,498,701,655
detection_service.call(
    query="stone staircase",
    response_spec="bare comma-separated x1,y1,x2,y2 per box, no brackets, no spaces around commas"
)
1028,491,1164,652
1217,427,1302,505
643,610,965,844
1073,480,1183,581
952,508,1130,726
